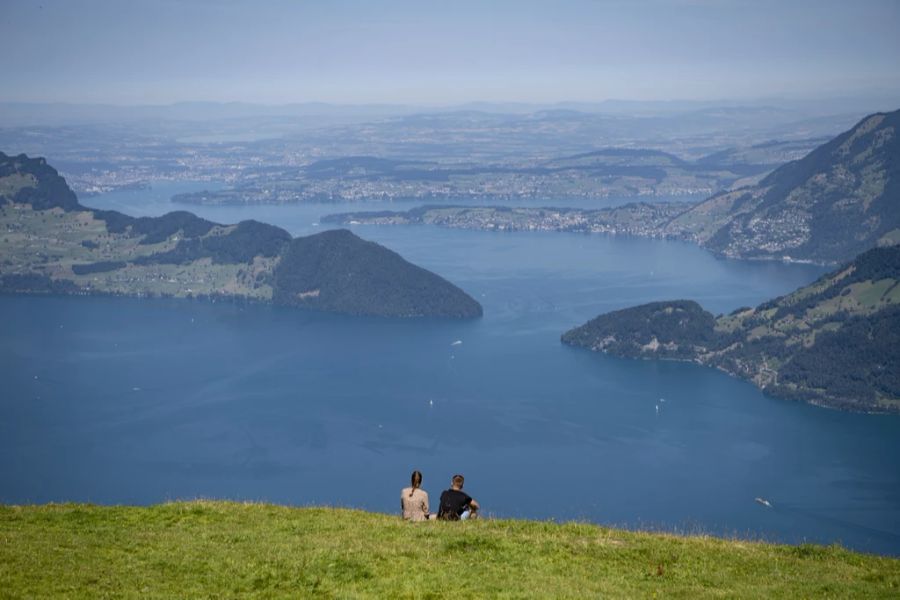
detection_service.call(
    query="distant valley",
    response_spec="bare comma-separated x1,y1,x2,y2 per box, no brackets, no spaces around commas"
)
171,148,762,205
329,110,900,265
0,103,856,201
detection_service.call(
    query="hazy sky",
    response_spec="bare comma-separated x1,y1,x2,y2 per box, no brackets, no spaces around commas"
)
3,0,899,105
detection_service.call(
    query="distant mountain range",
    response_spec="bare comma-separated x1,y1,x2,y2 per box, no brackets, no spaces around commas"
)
1,95,894,126
562,245,900,412
0,152,481,318
3,98,879,207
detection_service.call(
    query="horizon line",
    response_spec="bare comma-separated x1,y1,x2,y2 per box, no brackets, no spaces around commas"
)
3,91,900,110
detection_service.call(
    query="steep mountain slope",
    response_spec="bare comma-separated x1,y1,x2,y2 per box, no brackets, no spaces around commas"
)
563,246,900,412
0,152,482,318
665,110,900,263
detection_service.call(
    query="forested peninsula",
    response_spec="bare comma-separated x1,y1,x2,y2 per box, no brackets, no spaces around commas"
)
563,246,900,412
0,152,482,318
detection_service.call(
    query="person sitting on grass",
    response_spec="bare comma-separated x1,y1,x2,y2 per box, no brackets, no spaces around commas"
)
438,473,479,520
401,470,431,521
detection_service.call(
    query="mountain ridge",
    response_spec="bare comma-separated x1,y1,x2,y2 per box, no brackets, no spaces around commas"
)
663,110,900,263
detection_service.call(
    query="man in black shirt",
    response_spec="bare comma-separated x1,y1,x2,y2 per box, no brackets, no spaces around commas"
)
438,474,480,520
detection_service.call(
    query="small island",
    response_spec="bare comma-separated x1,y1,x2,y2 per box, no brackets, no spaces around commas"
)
0,152,482,319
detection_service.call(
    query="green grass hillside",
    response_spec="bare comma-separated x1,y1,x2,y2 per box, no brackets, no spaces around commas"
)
1,501,898,598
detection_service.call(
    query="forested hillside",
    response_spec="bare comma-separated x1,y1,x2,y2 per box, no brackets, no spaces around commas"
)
563,246,900,412
664,109,900,263
0,152,482,318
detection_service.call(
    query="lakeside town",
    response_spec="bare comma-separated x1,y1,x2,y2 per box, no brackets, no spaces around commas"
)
324,202,697,239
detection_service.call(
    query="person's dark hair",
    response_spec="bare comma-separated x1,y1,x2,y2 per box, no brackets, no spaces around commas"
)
452,474,464,488
410,470,423,497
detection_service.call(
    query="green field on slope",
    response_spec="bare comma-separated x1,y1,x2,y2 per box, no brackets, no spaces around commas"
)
1,501,898,598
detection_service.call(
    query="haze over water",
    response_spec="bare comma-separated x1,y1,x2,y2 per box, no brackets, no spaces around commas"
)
2,183,899,555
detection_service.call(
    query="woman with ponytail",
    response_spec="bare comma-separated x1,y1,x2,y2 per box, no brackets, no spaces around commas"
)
401,470,431,521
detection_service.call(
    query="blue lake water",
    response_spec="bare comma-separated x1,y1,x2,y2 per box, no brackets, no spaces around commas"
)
2,181,899,556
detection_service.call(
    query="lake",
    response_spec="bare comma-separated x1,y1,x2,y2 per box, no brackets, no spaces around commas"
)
2,181,899,556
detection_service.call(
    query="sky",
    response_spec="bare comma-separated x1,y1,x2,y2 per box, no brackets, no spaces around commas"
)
2,0,899,106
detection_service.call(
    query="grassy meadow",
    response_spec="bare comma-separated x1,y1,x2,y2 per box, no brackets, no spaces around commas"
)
1,501,899,598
